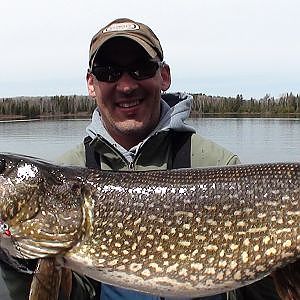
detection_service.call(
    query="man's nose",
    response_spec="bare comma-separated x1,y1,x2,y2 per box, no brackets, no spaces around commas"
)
116,72,138,94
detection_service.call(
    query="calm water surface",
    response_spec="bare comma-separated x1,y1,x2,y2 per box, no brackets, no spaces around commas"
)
0,118,299,163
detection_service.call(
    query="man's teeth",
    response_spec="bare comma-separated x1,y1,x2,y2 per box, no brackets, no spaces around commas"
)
119,100,140,108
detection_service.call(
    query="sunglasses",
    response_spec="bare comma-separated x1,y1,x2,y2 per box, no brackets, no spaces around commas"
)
91,60,164,83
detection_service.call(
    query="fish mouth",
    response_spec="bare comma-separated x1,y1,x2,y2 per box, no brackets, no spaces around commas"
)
2,236,78,259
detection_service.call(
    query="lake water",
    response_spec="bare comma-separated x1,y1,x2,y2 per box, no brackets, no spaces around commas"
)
0,118,300,163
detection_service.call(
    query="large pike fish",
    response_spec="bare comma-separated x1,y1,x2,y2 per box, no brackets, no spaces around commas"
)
0,153,300,299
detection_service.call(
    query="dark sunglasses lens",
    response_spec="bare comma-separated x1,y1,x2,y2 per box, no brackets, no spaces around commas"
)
92,61,160,82
131,62,159,80
92,66,121,82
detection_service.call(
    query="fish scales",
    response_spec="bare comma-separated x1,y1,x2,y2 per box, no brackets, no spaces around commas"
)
0,153,300,298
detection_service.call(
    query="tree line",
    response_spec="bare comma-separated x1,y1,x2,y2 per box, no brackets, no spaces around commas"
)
0,95,96,118
0,93,300,119
191,92,300,116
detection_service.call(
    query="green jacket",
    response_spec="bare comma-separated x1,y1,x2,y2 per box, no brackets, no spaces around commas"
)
57,132,240,170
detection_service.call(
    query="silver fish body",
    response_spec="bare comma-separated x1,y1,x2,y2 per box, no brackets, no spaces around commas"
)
0,153,299,297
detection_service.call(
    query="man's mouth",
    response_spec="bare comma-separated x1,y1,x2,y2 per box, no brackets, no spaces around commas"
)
117,99,141,108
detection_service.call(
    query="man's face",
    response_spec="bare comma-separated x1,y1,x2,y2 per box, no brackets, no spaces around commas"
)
87,38,171,149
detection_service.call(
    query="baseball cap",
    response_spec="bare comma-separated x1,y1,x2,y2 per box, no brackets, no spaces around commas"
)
89,18,163,68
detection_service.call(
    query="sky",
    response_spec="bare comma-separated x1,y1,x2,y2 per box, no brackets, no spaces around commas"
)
1,0,299,99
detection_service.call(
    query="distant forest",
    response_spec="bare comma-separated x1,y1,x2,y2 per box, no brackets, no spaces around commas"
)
0,92,299,119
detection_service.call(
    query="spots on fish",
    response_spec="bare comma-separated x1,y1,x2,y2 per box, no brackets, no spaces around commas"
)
255,254,262,261
156,246,164,252
254,245,260,252
196,235,206,241
257,213,267,219
224,234,234,241
243,238,250,246
234,271,242,280
129,263,143,272
256,265,266,272
206,219,217,226
230,261,238,270
179,254,187,260
204,205,216,211
218,260,227,267
147,234,154,240
241,251,249,263
166,263,179,273
230,244,239,251
170,228,176,234
124,229,133,236
89,248,96,254
140,249,147,256
139,226,147,232
178,241,191,247
148,215,156,221
283,240,292,247
263,236,271,244
174,211,194,218
141,269,151,277
178,268,188,276
204,267,216,275
204,245,218,252
149,262,163,273
224,221,232,227
107,259,118,266
265,247,277,256
248,226,268,233
216,271,224,281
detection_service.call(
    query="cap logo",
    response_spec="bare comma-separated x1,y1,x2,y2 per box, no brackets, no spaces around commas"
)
103,22,140,33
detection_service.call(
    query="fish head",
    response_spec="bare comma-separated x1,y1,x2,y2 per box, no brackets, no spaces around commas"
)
0,153,87,259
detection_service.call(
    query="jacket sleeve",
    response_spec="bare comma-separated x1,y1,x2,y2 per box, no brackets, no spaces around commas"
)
55,143,86,167
190,134,241,167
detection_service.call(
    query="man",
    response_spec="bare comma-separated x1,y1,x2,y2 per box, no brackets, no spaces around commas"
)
0,17,279,300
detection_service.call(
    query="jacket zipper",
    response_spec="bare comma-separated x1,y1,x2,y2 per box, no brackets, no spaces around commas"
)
93,135,136,170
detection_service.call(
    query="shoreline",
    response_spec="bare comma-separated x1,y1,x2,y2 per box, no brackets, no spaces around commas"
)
0,112,91,121
1,112,300,121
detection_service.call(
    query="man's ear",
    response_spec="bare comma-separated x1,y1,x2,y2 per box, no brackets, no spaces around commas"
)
86,72,96,98
160,63,171,92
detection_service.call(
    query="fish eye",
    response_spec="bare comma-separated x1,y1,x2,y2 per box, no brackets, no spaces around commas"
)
0,159,6,174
